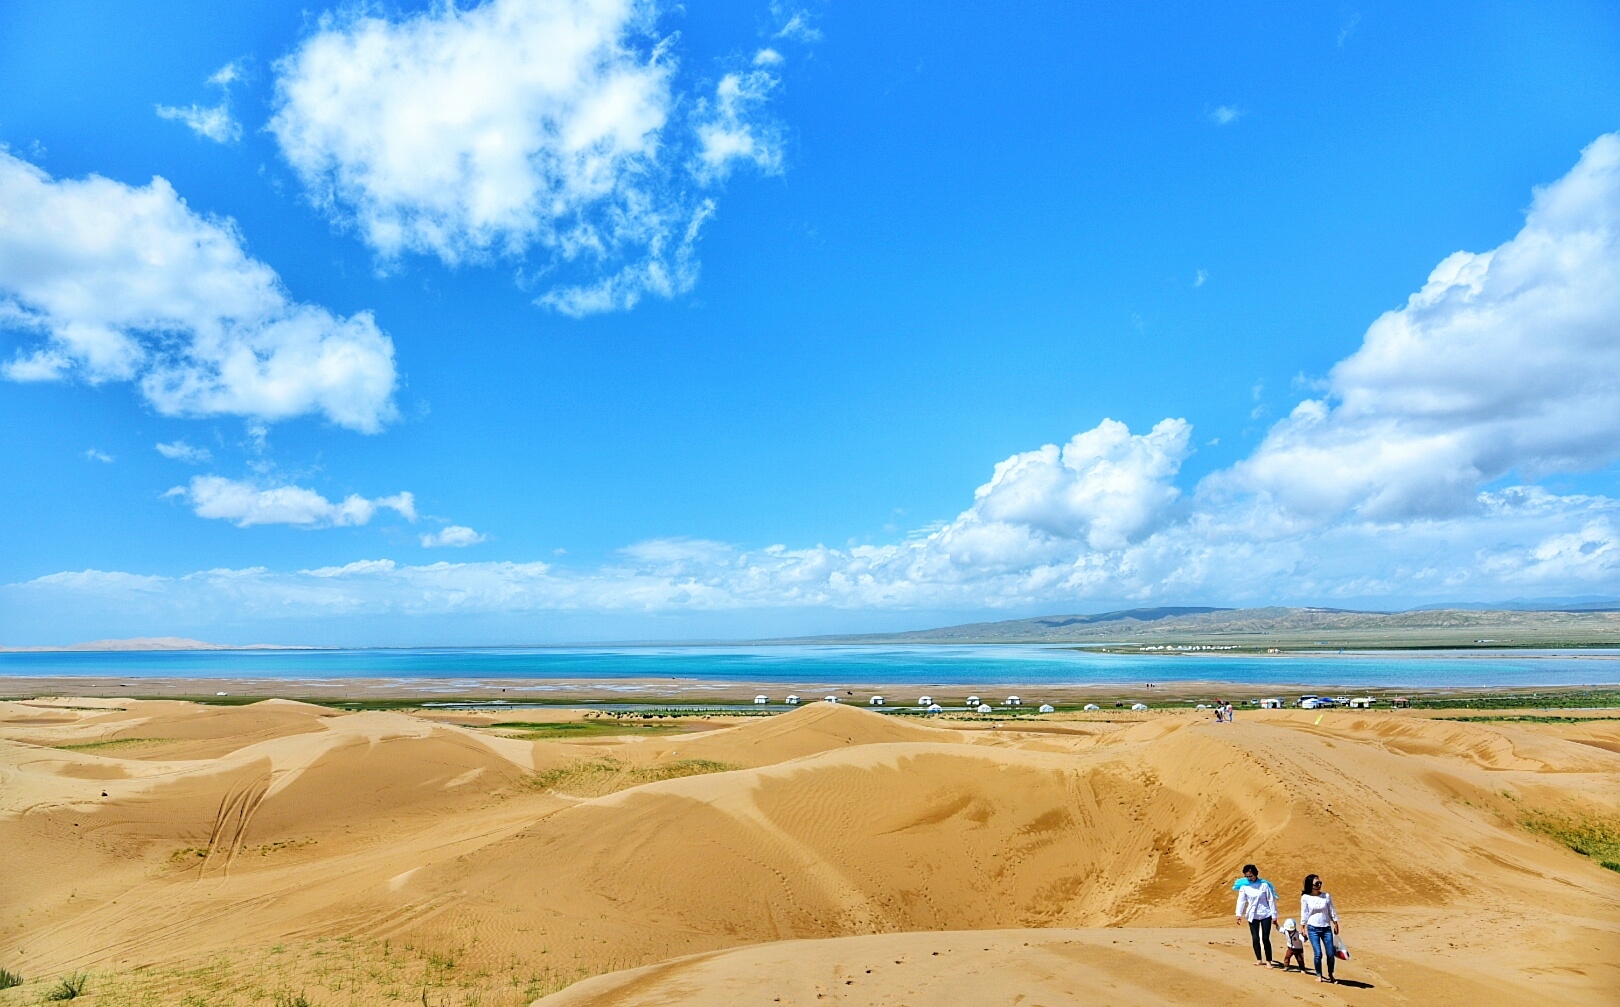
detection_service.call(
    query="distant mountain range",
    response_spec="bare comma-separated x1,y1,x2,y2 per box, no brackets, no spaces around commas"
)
788,605,1620,649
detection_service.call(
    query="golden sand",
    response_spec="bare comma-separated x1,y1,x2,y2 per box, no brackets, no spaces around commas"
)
0,698,1615,1006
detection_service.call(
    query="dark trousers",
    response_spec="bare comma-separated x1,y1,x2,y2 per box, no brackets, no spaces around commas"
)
1248,917,1274,961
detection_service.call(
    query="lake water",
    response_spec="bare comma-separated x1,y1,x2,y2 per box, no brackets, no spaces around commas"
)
2,645,1618,688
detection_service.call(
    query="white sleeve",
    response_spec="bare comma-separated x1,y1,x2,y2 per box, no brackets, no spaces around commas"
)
1326,893,1338,922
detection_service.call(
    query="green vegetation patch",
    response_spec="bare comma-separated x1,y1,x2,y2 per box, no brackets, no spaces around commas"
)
1525,812,1620,872
487,719,687,739
0,969,21,991
1408,689,1620,710
1443,715,1620,723
51,737,170,752
530,756,738,798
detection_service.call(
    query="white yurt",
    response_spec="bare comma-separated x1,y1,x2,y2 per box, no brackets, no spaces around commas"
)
926,703,944,713
966,695,981,707
754,695,769,705
869,695,885,706
976,703,993,713
1038,703,1055,713
785,694,801,705
1005,695,1022,706
1083,703,1101,711
824,695,840,703
1131,702,1149,711
917,695,933,706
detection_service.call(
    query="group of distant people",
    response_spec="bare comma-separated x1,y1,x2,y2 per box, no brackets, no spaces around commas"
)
1212,699,1236,722
1233,864,1344,983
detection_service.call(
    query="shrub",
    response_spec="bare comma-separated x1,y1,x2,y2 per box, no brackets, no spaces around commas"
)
0,968,22,990
44,973,88,1001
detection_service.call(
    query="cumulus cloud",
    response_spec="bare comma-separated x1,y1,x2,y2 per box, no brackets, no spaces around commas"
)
0,152,398,431
269,0,783,314
168,475,415,528
421,525,487,548
156,62,243,143
1217,132,1620,521
155,440,213,463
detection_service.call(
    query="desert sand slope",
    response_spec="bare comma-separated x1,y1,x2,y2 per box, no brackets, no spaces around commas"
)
0,701,1615,1007
533,926,1539,1007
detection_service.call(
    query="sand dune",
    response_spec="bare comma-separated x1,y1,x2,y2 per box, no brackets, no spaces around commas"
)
0,699,1615,1006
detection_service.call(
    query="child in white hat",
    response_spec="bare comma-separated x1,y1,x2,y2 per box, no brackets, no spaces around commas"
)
1279,918,1307,971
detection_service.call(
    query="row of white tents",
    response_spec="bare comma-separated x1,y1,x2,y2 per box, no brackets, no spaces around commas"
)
752,693,1063,713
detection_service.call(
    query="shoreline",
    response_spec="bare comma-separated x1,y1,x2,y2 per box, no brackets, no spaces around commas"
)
4,675,1618,709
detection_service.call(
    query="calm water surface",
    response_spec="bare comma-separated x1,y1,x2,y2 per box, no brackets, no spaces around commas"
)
3,645,1618,688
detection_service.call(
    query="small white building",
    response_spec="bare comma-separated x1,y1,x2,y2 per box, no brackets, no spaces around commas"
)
917,695,933,706
824,695,840,703
1083,703,1101,711
1260,697,1284,709
976,703,993,714
1348,697,1375,708
1005,695,1022,707
754,695,769,705
966,695,981,707
785,694,801,705
869,695,885,706
1038,703,1055,713
926,703,944,713
1130,702,1149,711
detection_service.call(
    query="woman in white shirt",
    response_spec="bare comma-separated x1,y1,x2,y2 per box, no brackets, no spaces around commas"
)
1299,873,1340,983
1234,863,1279,965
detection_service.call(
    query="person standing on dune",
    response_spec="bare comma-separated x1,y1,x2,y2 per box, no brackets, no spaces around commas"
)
1300,874,1341,983
1234,864,1279,966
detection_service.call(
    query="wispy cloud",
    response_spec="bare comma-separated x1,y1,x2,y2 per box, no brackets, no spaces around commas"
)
155,440,212,464
1337,13,1362,48
83,448,113,463
155,62,243,143
1209,105,1244,125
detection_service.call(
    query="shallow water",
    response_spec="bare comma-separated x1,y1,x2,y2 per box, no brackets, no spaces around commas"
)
2,644,1618,687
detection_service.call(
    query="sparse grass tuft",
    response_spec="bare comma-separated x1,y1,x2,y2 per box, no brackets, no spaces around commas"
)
43,972,88,1001
274,990,312,1007
51,737,168,752
0,967,22,990
1525,811,1620,871
529,756,738,797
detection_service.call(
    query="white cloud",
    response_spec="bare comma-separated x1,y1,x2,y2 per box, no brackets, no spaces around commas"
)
421,525,487,548
1216,132,1620,521
168,475,416,528
1193,269,1208,287
156,62,243,143
84,448,113,463
0,151,398,431
155,440,213,464
753,48,784,67
269,0,783,314
1210,105,1243,125
155,103,241,144
772,6,822,42
693,70,783,182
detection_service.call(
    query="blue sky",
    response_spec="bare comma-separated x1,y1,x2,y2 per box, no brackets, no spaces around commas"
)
2,1,1619,645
